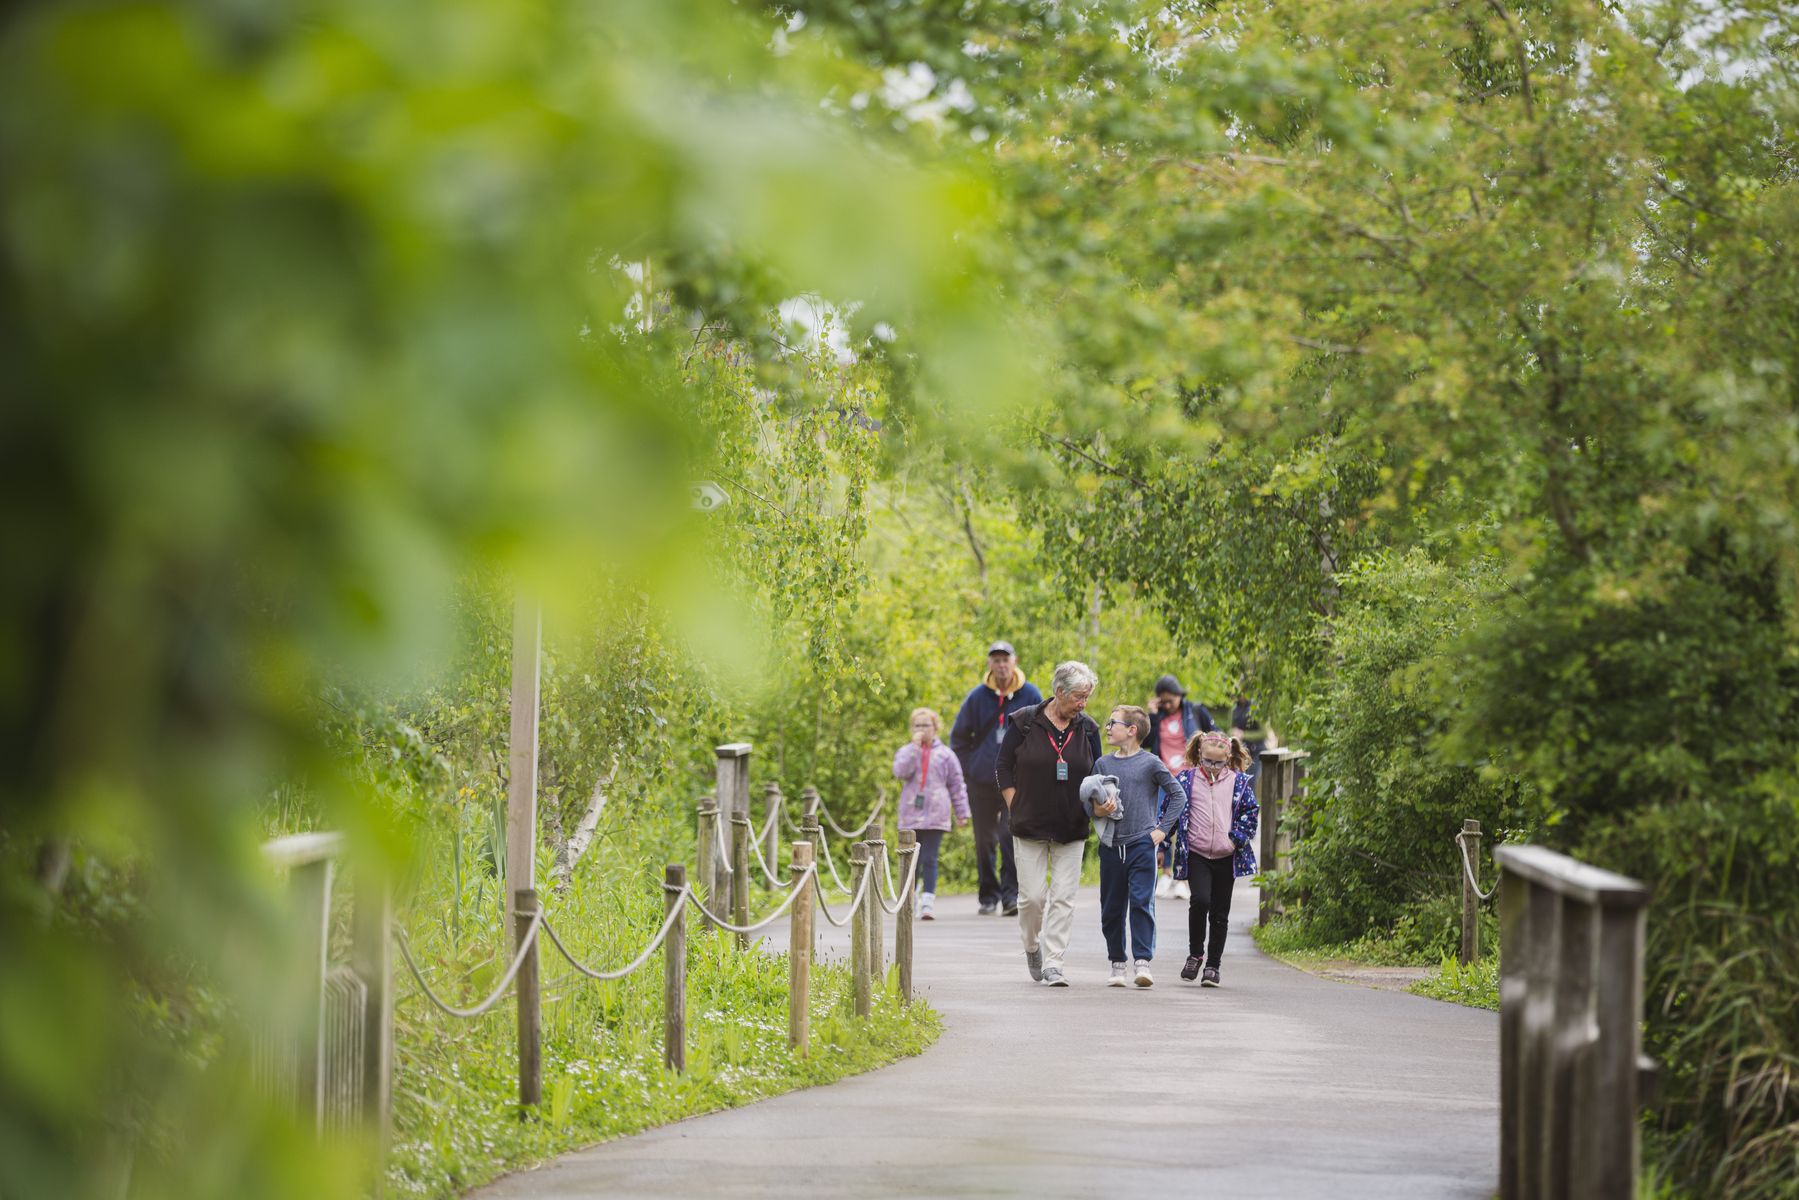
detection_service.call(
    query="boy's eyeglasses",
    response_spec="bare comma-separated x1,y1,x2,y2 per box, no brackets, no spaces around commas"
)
1104,719,1129,728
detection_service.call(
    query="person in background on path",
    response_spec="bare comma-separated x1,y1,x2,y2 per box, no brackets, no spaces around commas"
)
950,641,1041,916
1089,705,1185,988
1171,731,1258,987
892,707,970,921
1149,675,1214,901
997,661,1102,987
1230,690,1275,790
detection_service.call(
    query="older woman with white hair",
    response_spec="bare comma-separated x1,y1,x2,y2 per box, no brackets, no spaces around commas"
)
996,660,1103,986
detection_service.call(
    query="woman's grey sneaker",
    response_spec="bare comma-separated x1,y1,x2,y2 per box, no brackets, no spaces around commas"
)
1002,902,1020,916
978,901,999,916
1133,960,1154,987
1180,955,1202,981
1201,966,1221,987
1108,962,1128,987
1025,948,1044,982
1043,967,1069,987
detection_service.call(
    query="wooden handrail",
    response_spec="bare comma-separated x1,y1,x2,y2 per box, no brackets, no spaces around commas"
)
1494,845,1649,909
262,831,347,870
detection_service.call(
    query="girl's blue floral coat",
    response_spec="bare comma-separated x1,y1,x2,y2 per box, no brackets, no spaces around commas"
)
1167,768,1259,880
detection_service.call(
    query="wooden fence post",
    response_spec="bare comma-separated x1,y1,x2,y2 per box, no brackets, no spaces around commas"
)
762,782,784,891
896,830,916,1004
513,887,541,1111
730,815,751,950
1281,752,1307,875
663,866,686,1073
696,796,717,903
800,788,823,874
1257,748,1283,927
289,855,335,1133
865,835,886,983
788,842,814,1053
1461,818,1482,966
350,865,393,1141
714,743,752,899
850,842,871,1019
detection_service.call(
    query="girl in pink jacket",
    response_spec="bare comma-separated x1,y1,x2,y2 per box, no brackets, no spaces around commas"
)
892,707,971,920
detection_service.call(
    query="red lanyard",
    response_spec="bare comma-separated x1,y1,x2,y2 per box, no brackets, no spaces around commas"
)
994,688,1008,730
1044,723,1075,764
919,743,933,787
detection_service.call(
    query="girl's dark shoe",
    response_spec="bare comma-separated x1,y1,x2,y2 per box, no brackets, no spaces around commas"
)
1180,956,1202,981
1201,966,1221,988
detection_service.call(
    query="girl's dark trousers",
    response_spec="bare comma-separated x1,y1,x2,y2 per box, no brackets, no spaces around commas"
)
1187,852,1235,967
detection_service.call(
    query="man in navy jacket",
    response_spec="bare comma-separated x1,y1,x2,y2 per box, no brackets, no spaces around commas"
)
949,641,1042,915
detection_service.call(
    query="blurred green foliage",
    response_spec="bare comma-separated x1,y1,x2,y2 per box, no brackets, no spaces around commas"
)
0,0,1016,1196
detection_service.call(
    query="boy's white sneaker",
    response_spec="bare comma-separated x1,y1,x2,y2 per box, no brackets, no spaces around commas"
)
1108,962,1128,987
1172,880,1191,900
1134,960,1154,987
1154,875,1173,898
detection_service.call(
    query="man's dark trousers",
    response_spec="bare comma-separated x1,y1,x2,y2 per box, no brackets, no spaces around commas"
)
967,781,1017,908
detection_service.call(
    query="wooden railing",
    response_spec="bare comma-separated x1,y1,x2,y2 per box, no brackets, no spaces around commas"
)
258,832,393,1141
1256,747,1308,925
1495,844,1653,1200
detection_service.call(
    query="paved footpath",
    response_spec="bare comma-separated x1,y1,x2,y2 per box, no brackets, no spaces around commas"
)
476,879,1498,1199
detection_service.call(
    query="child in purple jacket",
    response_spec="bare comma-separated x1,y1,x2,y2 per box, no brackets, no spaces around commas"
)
893,707,970,920
1172,731,1258,986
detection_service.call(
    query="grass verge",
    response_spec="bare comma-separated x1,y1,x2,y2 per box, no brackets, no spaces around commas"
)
1252,915,1499,1010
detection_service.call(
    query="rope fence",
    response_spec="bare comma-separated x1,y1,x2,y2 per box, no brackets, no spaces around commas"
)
739,815,791,888
1456,828,1499,902
393,909,544,1020
263,750,925,1132
809,792,887,840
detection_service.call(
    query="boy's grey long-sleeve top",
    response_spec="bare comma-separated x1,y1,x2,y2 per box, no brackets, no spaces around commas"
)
1095,750,1187,846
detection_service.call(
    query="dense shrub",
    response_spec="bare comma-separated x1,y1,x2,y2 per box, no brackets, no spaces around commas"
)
1275,549,1550,945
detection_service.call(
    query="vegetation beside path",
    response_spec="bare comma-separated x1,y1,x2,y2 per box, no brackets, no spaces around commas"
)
1251,916,1499,1012
386,840,937,1200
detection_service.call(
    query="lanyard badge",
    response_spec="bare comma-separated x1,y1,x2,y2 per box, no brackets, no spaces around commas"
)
1045,724,1074,782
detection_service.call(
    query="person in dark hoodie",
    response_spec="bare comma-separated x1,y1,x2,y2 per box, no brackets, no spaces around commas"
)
949,641,1041,915
997,661,1102,987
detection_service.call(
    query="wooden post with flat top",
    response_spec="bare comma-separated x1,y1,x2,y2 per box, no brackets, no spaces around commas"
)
865,835,886,982
762,782,784,891
1257,748,1284,927
730,814,751,950
788,842,814,1053
896,830,917,1003
695,796,717,904
506,596,543,1113
663,865,686,1072
850,842,871,1018
1461,819,1482,966
513,887,541,1110
714,743,752,900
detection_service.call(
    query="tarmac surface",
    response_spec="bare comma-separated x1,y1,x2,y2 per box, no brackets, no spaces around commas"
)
474,876,1499,1200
